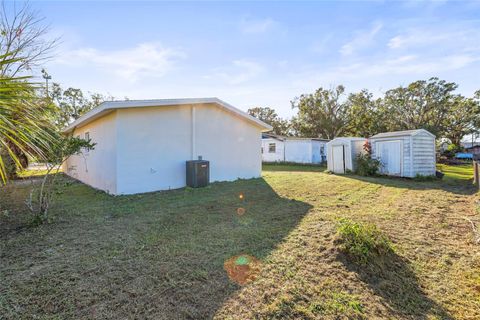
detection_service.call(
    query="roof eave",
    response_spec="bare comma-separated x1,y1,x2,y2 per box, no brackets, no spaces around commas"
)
62,97,273,133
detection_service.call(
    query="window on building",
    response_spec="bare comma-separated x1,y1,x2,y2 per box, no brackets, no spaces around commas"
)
268,143,276,153
320,146,325,155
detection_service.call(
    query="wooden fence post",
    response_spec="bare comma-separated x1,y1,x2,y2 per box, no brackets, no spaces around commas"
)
474,155,480,190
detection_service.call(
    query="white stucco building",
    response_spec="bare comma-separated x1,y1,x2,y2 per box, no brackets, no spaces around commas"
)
261,133,328,164
63,98,272,195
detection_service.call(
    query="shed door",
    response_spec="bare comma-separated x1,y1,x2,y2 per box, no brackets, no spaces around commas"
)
376,140,402,176
332,145,345,174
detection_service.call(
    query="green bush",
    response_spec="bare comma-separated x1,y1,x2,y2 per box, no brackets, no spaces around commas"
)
336,219,392,264
355,153,381,176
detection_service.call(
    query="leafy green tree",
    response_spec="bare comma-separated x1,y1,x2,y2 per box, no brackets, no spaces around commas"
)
50,83,113,128
382,77,458,137
442,95,480,146
345,90,386,137
291,85,349,139
247,106,290,135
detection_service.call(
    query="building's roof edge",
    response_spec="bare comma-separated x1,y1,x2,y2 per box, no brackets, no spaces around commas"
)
63,97,273,133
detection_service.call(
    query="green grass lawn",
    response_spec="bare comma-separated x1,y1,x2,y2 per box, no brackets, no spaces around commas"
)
1,164,479,319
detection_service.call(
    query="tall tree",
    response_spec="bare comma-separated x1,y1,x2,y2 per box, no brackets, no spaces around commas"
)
247,106,290,135
382,77,457,137
291,85,348,139
0,1,58,76
50,83,113,128
345,90,386,137
442,95,479,146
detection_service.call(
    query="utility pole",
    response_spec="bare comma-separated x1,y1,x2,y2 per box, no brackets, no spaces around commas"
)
41,69,52,98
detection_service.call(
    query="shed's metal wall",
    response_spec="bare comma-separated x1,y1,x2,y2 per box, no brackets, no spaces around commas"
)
327,138,366,172
371,136,413,177
370,131,435,177
412,132,436,176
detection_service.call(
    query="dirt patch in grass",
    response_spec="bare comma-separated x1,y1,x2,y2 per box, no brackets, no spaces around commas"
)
1,166,479,319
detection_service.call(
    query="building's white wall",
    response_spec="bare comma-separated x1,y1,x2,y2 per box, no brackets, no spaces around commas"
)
195,104,263,182
412,132,436,176
311,141,321,164
64,111,117,194
65,103,263,195
310,141,328,163
261,138,285,162
284,140,312,163
115,105,192,194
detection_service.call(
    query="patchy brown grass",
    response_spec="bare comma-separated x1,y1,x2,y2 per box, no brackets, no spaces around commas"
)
1,164,479,319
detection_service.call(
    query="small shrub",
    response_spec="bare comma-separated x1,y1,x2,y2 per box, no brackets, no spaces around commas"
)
336,219,392,264
355,153,381,176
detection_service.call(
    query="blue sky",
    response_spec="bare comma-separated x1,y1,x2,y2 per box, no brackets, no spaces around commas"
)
26,0,480,118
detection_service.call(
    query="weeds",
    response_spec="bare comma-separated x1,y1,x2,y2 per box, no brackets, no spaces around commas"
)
336,218,393,264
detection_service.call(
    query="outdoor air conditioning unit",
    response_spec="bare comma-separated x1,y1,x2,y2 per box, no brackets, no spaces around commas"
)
186,159,210,188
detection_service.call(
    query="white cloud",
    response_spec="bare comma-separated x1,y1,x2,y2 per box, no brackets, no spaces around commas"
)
389,31,452,49
340,22,383,56
388,26,479,50
293,53,479,90
239,17,276,34
57,42,186,82
206,59,265,85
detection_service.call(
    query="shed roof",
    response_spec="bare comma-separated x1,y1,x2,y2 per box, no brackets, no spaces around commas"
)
63,97,272,133
262,133,329,142
327,137,366,143
370,129,435,139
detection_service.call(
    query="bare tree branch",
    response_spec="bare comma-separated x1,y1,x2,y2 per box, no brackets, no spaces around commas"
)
0,0,59,76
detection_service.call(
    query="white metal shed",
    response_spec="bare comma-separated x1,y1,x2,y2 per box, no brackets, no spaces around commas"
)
326,137,367,174
369,129,436,177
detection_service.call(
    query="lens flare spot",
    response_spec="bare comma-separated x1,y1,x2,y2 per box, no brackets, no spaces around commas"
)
239,193,244,200
224,254,261,286
236,207,246,215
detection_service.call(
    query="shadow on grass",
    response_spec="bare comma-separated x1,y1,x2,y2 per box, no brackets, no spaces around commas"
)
341,173,476,196
337,251,453,319
1,177,313,319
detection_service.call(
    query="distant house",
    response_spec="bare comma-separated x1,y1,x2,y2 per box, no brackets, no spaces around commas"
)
63,98,272,195
461,141,480,149
261,133,329,164
466,145,480,156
